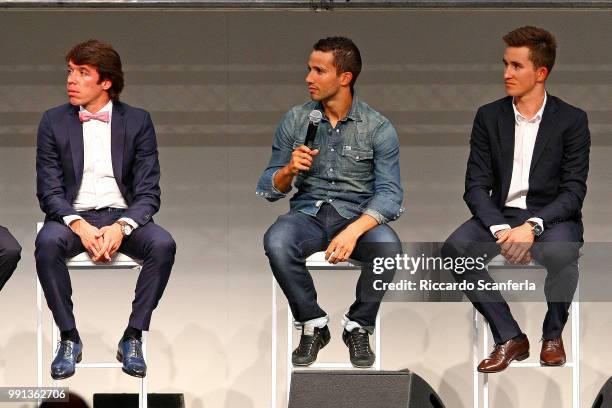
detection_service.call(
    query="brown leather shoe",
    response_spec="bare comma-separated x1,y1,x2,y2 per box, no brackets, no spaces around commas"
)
477,336,530,373
540,337,566,366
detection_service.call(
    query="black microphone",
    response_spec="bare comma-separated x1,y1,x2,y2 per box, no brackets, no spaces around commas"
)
304,109,323,149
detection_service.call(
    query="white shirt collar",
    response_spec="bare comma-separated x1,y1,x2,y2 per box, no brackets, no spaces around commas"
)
513,92,547,124
79,99,113,118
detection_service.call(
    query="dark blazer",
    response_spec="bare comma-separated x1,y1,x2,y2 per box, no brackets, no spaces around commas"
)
464,95,590,229
36,101,161,226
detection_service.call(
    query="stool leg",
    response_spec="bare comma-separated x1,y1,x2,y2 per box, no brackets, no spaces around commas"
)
572,299,579,408
286,302,292,405
37,276,43,406
51,317,60,388
271,276,277,408
36,221,44,401
482,316,489,408
473,308,478,408
140,331,148,408
374,312,381,370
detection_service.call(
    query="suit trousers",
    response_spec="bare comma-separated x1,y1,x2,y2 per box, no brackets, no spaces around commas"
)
264,204,400,330
0,226,21,292
442,207,581,344
35,209,176,331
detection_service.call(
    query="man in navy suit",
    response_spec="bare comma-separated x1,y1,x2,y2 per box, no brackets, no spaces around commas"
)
0,226,21,291
35,40,176,380
442,26,589,373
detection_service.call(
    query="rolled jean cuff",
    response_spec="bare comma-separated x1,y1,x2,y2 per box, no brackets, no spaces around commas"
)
294,315,329,330
341,314,374,335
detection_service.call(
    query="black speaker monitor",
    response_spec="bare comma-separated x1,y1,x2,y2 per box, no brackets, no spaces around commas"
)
93,393,184,408
593,377,612,408
288,370,445,408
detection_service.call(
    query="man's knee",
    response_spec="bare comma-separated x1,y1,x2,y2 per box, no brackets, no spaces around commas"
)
35,224,69,259
364,224,399,242
150,233,177,258
536,243,580,272
1,240,21,264
263,223,297,261
353,226,401,268
441,238,463,260
442,218,494,259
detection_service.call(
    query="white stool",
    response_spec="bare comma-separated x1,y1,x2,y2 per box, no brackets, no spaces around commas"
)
271,251,381,408
35,222,148,408
473,255,579,408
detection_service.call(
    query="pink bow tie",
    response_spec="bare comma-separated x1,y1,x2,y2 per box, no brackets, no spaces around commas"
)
79,111,110,123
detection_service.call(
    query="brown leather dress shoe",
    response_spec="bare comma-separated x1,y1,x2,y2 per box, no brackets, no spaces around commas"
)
540,337,566,366
477,336,530,373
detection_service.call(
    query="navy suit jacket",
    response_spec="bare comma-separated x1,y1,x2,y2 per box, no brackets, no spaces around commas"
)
36,101,161,226
464,95,590,231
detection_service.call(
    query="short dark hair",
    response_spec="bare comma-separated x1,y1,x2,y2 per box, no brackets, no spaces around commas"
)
66,39,124,101
313,36,362,90
503,26,557,74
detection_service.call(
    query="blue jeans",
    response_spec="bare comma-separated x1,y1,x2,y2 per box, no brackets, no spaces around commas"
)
264,204,400,330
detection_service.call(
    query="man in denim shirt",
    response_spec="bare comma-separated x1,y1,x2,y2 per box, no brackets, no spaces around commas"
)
257,37,403,368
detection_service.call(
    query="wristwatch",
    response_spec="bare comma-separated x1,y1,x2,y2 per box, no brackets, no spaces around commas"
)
115,221,133,237
527,221,543,237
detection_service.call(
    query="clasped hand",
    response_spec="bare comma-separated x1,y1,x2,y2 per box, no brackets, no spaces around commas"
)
496,222,535,264
70,220,124,262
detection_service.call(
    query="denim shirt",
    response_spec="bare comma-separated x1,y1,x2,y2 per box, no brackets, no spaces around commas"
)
256,94,404,224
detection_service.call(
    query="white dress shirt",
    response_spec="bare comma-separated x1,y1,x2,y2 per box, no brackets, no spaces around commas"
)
63,100,138,230
489,93,546,237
